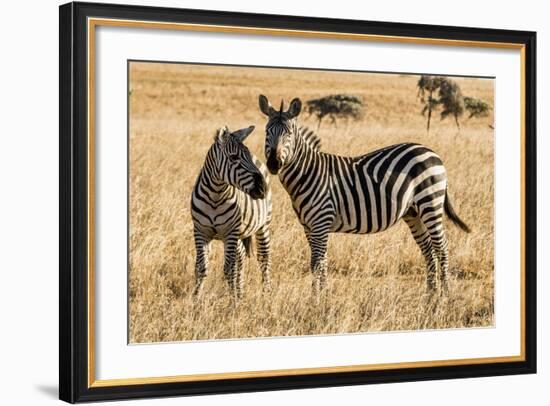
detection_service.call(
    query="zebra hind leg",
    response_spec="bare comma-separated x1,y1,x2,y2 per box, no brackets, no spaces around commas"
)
422,213,450,293
437,234,450,292
255,225,272,292
403,213,438,293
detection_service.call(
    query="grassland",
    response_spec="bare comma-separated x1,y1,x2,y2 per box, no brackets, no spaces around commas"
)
129,62,494,343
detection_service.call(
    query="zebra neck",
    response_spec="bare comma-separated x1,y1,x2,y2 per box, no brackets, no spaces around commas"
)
279,132,322,195
197,162,233,202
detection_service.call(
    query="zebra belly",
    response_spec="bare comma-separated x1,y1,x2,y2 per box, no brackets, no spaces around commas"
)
329,210,407,234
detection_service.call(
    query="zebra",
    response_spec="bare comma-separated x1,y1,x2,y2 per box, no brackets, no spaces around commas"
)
191,125,272,299
258,95,470,294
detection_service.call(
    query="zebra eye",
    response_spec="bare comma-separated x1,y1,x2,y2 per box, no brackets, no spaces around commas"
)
228,152,240,162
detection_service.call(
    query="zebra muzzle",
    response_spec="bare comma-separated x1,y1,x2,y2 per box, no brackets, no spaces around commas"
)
266,153,281,175
249,173,266,199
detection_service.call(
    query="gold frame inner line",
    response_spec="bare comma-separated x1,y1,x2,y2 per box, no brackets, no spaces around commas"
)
86,17,527,388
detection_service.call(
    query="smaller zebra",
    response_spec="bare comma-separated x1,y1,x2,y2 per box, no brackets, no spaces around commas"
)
191,125,272,299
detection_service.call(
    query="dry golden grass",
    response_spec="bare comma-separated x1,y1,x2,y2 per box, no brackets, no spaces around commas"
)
129,62,494,343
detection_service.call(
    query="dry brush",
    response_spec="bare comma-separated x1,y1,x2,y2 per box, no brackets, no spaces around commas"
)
129,63,494,343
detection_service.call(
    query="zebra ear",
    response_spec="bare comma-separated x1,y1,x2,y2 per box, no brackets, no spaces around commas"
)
232,126,255,142
288,98,302,118
259,94,276,117
215,126,230,144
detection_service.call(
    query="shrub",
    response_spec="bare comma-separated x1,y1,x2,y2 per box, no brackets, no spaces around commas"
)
306,94,364,129
464,96,491,118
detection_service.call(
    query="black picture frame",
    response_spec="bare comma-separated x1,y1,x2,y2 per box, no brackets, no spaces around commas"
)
59,1,536,403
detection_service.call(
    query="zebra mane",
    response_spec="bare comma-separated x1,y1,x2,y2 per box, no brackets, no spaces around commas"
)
299,126,322,152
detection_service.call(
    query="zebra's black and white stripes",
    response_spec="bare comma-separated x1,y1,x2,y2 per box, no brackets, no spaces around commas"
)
191,126,272,298
259,95,470,293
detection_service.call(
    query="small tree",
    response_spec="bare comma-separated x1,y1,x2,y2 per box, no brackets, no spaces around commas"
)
417,76,491,132
306,94,364,129
417,75,443,133
438,78,464,130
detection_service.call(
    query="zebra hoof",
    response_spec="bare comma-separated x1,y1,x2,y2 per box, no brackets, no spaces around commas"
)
439,279,450,294
192,285,203,298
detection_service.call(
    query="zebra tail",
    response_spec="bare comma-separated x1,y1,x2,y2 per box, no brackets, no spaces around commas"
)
444,189,471,233
242,236,253,258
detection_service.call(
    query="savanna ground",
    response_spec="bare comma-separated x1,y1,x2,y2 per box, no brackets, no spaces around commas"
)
129,62,494,343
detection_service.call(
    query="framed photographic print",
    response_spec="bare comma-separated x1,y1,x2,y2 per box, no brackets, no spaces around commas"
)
59,1,536,403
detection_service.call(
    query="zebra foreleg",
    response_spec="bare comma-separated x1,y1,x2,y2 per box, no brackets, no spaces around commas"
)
403,215,438,293
255,225,272,291
223,236,239,293
232,240,247,300
193,234,211,297
306,230,329,295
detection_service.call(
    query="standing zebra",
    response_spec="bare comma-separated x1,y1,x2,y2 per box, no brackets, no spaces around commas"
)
259,95,470,294
191,125,272,299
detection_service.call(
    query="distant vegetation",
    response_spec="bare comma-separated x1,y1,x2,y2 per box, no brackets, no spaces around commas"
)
417,75,492,132
417,76,443,133
306,94,364,129
464,96,491,118
438,78,465,129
